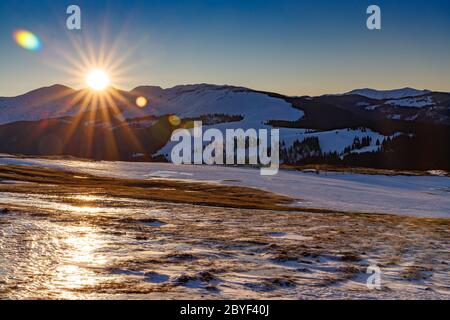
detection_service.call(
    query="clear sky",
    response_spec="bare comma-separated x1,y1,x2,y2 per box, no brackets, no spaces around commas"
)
0,0,449,96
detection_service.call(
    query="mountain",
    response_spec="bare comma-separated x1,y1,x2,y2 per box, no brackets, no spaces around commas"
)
0,84,302,125
345,87,431,100
126,84,303,123
0,85,148,125
0,85,77,124
0,84,449,170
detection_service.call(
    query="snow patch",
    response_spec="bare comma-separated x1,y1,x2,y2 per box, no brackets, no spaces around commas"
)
386,96,434,108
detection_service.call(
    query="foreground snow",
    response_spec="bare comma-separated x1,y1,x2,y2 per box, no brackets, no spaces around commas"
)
0,155,449,218
2,195,448,299
1,155,448,299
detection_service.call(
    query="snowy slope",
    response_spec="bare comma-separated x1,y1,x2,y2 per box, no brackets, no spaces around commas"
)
279,128,386,154
385,96,435,108
346,88,430,100
127,86,393,160
157,122,391,161
0,85,80,124
0,84,303,126
125,84,303,123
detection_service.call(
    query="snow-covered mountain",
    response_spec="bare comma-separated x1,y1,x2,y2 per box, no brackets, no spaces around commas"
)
0,85,78,124
345,87,431,100
126,84,303,124
0,84,302,126
1,84,446,126
0,84,448,169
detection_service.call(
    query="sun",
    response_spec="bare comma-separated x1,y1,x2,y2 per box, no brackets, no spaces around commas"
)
86,69,110,91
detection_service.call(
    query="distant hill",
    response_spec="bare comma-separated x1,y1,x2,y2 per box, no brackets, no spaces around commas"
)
345,87,431,100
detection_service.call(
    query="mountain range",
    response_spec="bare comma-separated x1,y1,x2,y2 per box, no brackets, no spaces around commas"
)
0,84,449,170
344,87,431,100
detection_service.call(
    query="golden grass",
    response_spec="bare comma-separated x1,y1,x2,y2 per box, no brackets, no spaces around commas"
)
0,165,298,211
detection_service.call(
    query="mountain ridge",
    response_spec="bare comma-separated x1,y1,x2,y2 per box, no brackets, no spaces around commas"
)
0,83,448,169
345,87,431,100
0,84,448,126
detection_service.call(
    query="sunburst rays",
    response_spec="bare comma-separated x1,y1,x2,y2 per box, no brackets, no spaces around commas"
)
38,28,148,159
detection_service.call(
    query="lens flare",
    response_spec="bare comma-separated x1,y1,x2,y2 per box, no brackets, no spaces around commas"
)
168,115,181,126
136,96,148,108
13,29,42,51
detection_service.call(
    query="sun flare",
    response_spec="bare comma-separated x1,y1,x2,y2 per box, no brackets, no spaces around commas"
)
86,69,110,91
41,31,147,159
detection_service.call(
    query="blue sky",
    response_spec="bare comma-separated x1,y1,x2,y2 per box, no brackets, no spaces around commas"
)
0,0,449,96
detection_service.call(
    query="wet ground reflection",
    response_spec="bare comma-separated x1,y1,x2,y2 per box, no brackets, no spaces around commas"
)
0,192,449,299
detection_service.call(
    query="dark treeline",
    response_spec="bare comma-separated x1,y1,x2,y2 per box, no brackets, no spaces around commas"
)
281,137,321,163
295,128,450,170
184,113,244,125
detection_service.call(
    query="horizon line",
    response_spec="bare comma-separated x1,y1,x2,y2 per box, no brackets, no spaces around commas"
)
1,83,448,99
